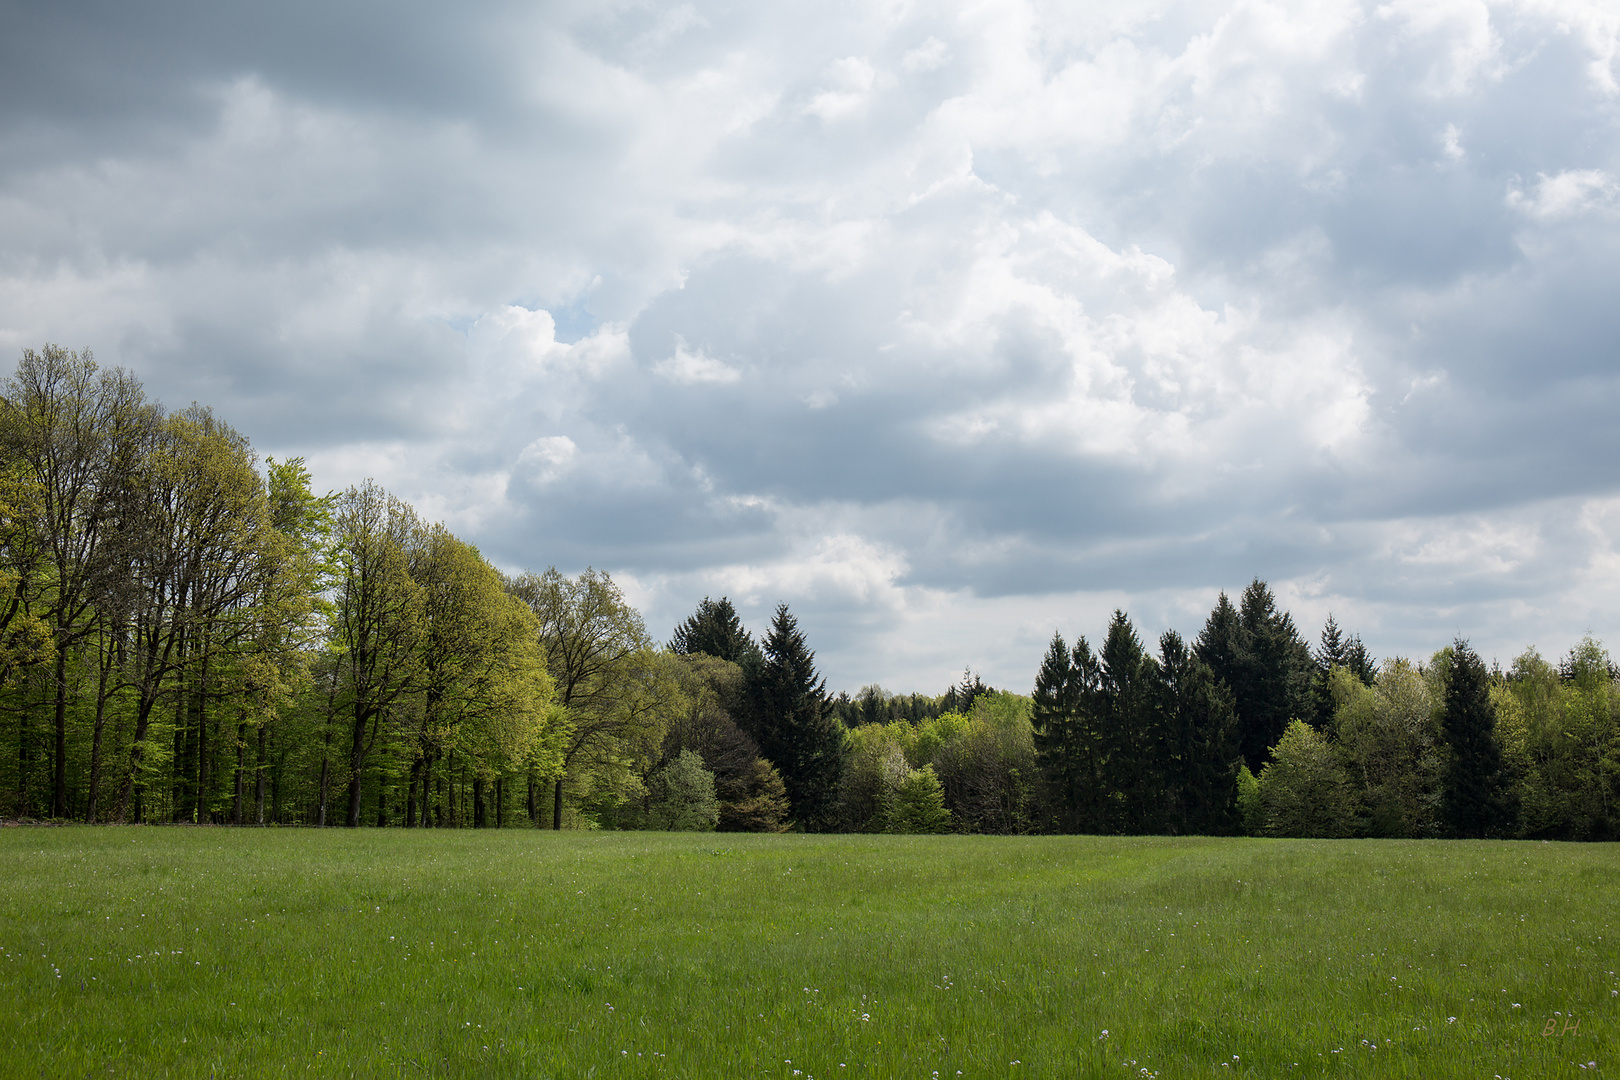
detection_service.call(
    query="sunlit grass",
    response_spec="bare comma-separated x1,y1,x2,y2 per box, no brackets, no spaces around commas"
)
0,829,1614,1077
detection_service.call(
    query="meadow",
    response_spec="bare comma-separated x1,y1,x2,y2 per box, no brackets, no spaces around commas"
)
0,829,1614,1078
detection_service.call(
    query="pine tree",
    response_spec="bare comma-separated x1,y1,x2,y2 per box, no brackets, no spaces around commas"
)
740,605,844,831
670,596,759,665
1440,639,1515,838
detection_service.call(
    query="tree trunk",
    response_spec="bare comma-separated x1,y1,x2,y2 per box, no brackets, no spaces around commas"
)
254,723,267,825
317,753,330,827
16,693,29,818
473,775,486,828
495,776,503,829
346,702,378,829
196,655,210,823
234,719,246,825
405,756,419,828
553,776,564,830
447,749,457,828
87,696,107,823
52,648,68,818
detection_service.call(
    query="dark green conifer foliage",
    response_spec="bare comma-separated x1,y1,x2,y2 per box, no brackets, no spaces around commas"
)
741,604,843,832
1343,635,1376,685
1440,638,1516,838
940,669,992,714
1311,614,1377,727
1197,580,1313,772
1032,632,1083,830
670,596,759,666
1098,611,1161,832
1156,630,1241,834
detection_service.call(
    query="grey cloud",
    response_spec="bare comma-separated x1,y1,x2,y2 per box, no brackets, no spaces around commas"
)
4,0,1620,690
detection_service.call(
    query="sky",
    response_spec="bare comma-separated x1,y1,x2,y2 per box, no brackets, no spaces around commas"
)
3,0,1620,694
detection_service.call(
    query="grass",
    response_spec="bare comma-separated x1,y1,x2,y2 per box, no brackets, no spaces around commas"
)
0,830,1615,1078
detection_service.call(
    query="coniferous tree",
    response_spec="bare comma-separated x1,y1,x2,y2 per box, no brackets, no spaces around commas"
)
1343,634,1376,685
1098,611,1162,832
1440,638,1516,838
670,596,759,666
1156,630,1240,834
941,669,992,715
883,765,952,833
1311,614,1346,728
1197,580,1313,772
1032,631,1106,832
1311,614,1377,728
740,604,843,831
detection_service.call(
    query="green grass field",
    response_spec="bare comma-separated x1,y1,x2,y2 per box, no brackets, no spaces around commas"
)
0,829,1614,1078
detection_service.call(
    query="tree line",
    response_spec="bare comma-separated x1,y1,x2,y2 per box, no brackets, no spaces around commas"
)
3,345,1614,839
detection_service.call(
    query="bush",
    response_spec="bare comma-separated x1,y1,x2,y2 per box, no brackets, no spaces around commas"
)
1259,720,1354,837
884,765,953,834
646,749,720,831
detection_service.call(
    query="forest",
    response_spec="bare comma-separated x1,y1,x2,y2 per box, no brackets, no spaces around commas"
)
2,345,1616,840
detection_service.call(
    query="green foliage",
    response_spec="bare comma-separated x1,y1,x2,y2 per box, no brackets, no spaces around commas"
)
1197,580,1315,773
1440,639,1516,838
668,596,758,666
508,567,668,829
837,722,910,831
903,709,971,768
928,693,1039,834
1333,658,1444,837
1235,764,1262,835
645,748,719,831
718,757,791,833
1497,640,1620,840
661,654,788,833
883,764,952,833
1258,719,1354,837
1035,614,1237,835
742,604,844,832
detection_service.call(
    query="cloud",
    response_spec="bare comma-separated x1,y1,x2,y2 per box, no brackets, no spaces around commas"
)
653,337,741,384
3,0,1620,690
1507,168,1620,221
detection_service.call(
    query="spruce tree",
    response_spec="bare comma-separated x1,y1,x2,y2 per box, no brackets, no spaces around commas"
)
670,596,759,665
1197,580,1313,772
1157,630,1240,835
1098,611,1162,832
740,604,844,831
1343,634,1376,685
1032,632,1083,831
1310,614,1376,728
1310,614,1346,728
1440,639,1515,838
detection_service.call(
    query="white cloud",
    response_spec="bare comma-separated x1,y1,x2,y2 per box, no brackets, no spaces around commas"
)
803,56,882,121
516,435,579,484
1507,169,1620,222
652,337,741,384
901,37,951,74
